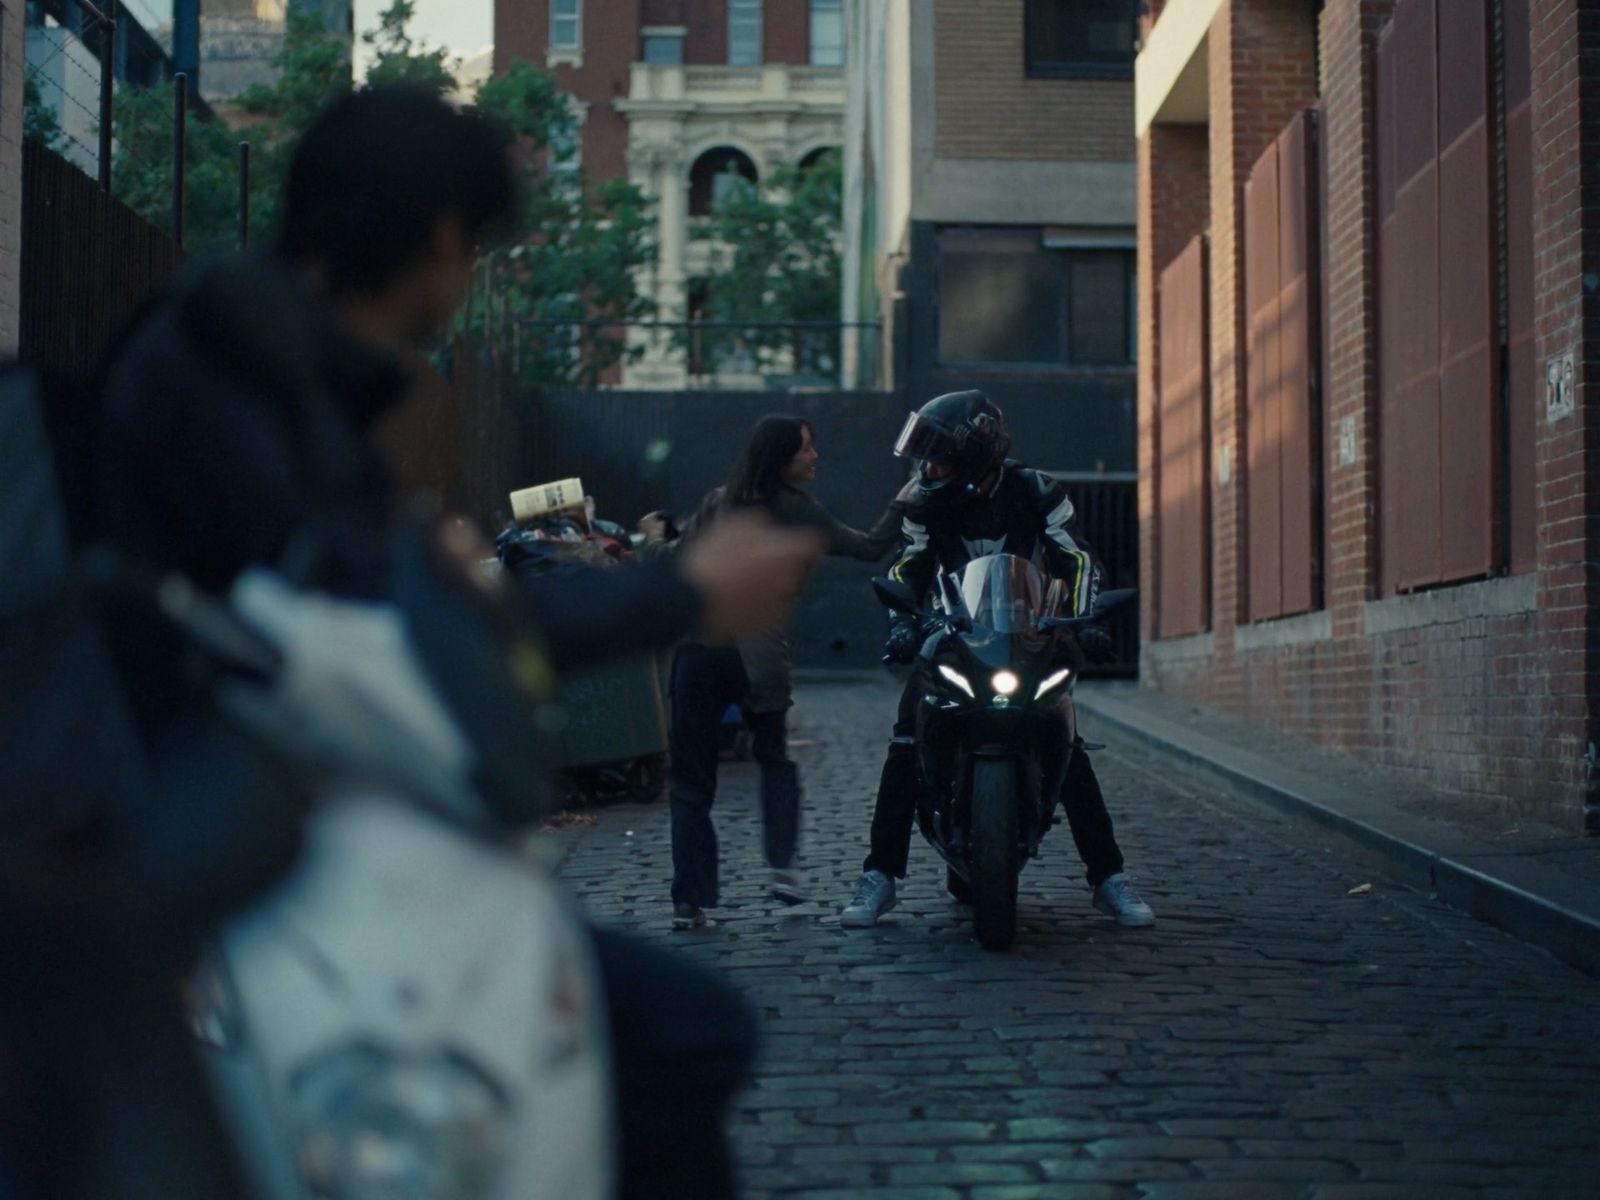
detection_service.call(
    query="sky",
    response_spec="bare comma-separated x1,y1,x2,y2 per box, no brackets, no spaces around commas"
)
351,0,493,78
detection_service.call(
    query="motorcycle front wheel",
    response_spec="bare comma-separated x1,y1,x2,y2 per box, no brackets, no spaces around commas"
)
969,757,1019,950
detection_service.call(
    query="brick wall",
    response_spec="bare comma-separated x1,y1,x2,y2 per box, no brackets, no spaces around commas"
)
1527,0,1600,823
932,0,1133,164
0,0,24,353
1204,0,1319,659
493,0,818,183
1138,0,1600,829
763,0,807,65
495,0,638,183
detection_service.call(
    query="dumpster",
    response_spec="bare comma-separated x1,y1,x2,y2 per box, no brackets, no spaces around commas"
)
493,477,670,805
550,653,667,761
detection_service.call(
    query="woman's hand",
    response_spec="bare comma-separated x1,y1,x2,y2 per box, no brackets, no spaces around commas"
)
638,512,671,542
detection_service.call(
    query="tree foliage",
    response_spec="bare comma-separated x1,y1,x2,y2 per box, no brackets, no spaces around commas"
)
23,74,65,151
690,149,843,379
361,0,457,93
471,62,657,386
112,5,348,254
105,2,653,384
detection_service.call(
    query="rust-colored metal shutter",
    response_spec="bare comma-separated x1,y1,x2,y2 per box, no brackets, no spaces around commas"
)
1381,0,1443,594
1245,143,1283,622
1436,0,1499,582
1277,112,1320,615
1378,0,1504,594
1157,237,1210,639
1244,110,1321,622
1377,18,1404,596
1503,0,1536,573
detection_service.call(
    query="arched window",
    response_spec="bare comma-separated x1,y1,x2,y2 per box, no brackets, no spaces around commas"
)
688,147,758,216
798,146,839,175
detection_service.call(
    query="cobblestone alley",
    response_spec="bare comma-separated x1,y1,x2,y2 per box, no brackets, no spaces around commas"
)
553,681,1600,1200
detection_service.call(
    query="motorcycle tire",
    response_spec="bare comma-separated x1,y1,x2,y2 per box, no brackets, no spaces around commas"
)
946,868,973,905
970,757,1019,950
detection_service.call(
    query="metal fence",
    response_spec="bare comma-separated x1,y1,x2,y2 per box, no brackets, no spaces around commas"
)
487,315,881,388
19,138,179,377
393,350,1141,674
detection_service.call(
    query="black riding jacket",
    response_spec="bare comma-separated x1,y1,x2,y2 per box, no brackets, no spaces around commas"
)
889,463,1100,618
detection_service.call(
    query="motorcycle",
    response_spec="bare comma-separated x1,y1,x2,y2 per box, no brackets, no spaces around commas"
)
184,558,615,1200
873,554,1133,950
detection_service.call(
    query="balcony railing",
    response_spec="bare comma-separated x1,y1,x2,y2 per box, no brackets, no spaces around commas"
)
624,62,844,106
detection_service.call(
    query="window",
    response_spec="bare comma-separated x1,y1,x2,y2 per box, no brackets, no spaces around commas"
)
809,0,844,67
643,29,685,64
549,101,584,179
1067,251,1133,364
550,0,582,52
798,146,839,175
936,228,1133,367
1025,0,1137,80
689,147,758,216
728,0,762,67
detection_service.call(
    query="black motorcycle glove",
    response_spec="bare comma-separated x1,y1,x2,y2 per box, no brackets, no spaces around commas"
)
1076,622,1116,665
883,617,921,665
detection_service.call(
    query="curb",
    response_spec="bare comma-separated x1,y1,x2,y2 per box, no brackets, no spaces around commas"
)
1075,692,1600,980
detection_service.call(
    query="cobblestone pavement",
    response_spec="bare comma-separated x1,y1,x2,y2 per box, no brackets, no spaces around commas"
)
553,681,1600,1199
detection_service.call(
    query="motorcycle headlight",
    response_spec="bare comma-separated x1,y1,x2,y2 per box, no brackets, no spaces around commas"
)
937,664,975,698
291,1043,509,1200
1034,668,1073,699
990,670,1020,697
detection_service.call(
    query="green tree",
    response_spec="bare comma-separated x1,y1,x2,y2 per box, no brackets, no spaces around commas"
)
110,81,244,250
23,74,65,151
104,5,655,386
690,149,843,379
112,5,348,253
362,0,456,93
470,61,657,387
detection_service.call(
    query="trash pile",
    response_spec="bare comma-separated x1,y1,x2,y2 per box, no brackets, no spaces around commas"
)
494,476,635,579
493,478,668,808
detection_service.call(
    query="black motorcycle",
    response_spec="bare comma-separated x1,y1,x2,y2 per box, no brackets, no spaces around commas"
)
874,554,1133,950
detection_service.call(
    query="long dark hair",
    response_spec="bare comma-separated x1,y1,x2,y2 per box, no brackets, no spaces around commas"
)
723,414,813,510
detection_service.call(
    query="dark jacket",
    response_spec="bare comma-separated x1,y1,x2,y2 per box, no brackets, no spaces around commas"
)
889,464,1101,618
682,484,906,712
98,256,704,722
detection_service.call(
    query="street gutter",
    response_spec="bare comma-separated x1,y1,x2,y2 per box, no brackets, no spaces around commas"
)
1075,688,1600,980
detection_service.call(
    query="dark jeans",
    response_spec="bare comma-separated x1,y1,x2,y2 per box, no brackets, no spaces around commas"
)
589,926,756,1200
670,643,800,907
863,672,1126,887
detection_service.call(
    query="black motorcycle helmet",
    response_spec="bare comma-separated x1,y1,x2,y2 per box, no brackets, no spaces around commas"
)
893,389,1011,505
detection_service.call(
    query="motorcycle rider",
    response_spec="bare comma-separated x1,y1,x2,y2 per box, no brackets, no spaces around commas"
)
838,389,1156,930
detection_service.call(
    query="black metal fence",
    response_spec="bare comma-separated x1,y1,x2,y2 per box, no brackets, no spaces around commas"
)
393,352,1141,674
19,139,179,377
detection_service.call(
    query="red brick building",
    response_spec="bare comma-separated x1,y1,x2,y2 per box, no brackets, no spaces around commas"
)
493,0,828,179
1137,0,1600,830
494,0,847,386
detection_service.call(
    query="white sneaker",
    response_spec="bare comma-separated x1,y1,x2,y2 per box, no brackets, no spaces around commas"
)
840,870,897,928
1093,873,1155,927
770,868,808,905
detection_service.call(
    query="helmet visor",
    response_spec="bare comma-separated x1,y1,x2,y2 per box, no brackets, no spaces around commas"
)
893,412,966,462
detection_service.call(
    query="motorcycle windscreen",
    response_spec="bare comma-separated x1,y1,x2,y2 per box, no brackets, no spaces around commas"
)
958,555,1046,635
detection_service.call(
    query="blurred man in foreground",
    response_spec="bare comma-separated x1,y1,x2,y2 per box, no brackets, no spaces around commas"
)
81,86,820,1199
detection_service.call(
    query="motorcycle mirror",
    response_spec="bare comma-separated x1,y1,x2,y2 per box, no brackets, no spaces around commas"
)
871,577,918,615
1038,588,1137,634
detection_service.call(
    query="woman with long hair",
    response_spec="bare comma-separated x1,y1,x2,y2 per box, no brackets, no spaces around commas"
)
658,414,910,928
